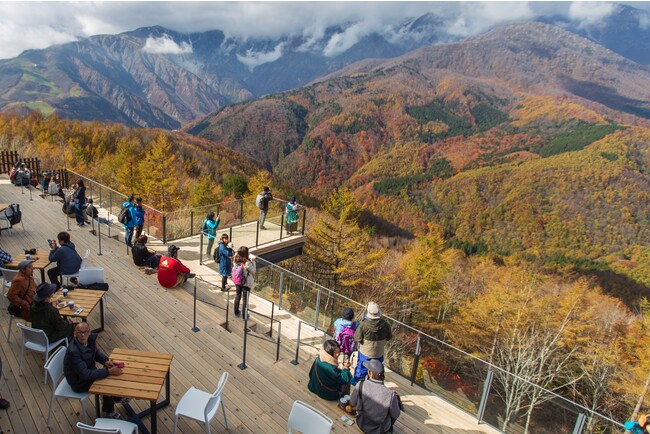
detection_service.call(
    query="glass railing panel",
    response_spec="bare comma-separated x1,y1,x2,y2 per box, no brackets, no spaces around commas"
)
383,319,418,380
254,261,282,306
282,273,320,326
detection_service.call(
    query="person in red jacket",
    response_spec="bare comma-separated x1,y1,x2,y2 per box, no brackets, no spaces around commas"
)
157,245,195,288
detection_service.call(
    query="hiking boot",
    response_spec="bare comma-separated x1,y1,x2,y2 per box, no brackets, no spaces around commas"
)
234,310,241,317
186,273,196,279
102,411,122,419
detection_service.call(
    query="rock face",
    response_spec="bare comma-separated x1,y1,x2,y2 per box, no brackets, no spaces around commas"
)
1,3,650,128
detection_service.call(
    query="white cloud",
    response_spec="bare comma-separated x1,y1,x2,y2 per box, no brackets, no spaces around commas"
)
444,2,535,37
569,1,616,27
236,43,285,70
142,34,192,55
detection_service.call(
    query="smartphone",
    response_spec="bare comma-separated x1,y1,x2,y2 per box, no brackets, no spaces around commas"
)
115,362,125,368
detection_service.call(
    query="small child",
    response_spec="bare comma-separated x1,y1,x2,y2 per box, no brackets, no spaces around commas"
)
333,308,359,363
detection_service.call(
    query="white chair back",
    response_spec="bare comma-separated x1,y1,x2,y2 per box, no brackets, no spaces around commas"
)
76,423,120,434
287,400,333,434
0,267,19,286
206,371,229,418
18,322,49,348
79,267,105,285
80,249,91,270
44,346,67,386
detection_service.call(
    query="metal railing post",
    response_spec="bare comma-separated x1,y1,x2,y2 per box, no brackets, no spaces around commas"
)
240,201,243,225
410,334,422,386
314,289,321,330
255,216,260,247
269,303,275,339
278,272,284,310
572,414,587,434
190,211,194,237
280,208,285,240
199,232,204,265
477,369,494,424
108,192,112,237
192,277,200,332
224,285,231,333
162,215,167,244
275,321,281,362
302,208,307,235
291,321,302,365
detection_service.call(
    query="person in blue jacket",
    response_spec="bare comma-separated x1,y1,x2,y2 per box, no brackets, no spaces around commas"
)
122,195,136,247
626,414,650,434
216,233,234,291
133,197,146,239
202,212,220,257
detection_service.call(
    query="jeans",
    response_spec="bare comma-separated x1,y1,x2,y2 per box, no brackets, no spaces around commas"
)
125,226,134,247
206,237,215,257
234,285,250,315
75,203,85,224
48,266,62,287
259,209,268,229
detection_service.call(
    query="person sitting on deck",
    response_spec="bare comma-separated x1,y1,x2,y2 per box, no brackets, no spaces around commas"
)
350,359,401,434
308,339,353,401
48,231,82,288
131,235,161,270
157,245,194,288
31,282,74,342
64,322,124,419
7,259,37,322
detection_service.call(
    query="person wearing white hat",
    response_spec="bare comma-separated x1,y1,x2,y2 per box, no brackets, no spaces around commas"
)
353,301,392,382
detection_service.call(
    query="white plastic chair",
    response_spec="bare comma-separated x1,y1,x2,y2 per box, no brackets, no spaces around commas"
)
0,267,19,308
77,419,138,434
62,249,91,285
46,346,90,425
17,322,68,384
0,204,24,231
173,371,229,434
287,400,333,434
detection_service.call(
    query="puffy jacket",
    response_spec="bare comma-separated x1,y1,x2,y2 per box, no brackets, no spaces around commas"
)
122,201,136,228
49,242,82,275
157,256,190,288
64,333,109,393
133,205,145,226
354,318,392,359
202,218,219,239
7,271,36,321
131,242,156,267
307,349,352,401
217,241,233,276
31,302,74,343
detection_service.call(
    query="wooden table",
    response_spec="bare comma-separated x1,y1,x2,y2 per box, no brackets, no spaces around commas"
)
90,348,173,434
55,288,106,332
4,249,51,282
0,203,7,213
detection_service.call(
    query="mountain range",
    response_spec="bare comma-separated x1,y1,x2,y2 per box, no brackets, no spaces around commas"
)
1,3,650,129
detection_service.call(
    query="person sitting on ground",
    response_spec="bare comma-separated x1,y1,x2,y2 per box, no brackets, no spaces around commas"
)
31,282,75,342
202,212,220,257
7,260,37,322
354,302,392,382
215,233,233,291
15,163,31,187
308,339,353,401
48,231,82,288
350,359,401,434
64,322,124,419
131,235,161,270
334,307,359,363
157,245,194,288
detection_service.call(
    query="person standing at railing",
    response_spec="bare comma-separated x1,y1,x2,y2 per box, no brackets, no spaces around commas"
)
202,212,220,257
285,196,301,235
215,233,233,291
354,302,393,382
121,195,136,247
133,197,146,239
73,179,86,226
257,186,273,230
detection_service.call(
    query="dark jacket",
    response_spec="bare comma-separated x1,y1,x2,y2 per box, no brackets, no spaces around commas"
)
74,186,86,205
64,333,109,393
133,205,145,226
49,242,82,275
261,192,273,211
31,302,74,343
307,350,352,401
354,318,392,359
217,241,234,276
132,242,156,267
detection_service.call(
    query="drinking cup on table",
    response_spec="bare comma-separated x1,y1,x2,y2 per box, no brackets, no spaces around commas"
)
69,300,75,310
62,288,68,297
25,254,31,261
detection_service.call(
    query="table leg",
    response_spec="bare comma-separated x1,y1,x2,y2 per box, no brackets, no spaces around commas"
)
92,297,105,334
40,269,46,284
94,394,100,418
151,400,157,434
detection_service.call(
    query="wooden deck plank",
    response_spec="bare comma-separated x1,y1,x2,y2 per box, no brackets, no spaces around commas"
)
0,178,499,434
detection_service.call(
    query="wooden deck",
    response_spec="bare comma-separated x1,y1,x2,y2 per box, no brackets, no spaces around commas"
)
0,178,499,434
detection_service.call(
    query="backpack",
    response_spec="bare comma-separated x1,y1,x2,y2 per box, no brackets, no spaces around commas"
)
201,220,208,234
337,323,357,355
232,262,246,285
5,204,21,226
118,205,131,224
256,193,264,209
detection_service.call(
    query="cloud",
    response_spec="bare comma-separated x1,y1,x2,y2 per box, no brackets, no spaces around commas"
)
444,2,535,37
568,1,616,27
142,34,192,55
236,43,285,70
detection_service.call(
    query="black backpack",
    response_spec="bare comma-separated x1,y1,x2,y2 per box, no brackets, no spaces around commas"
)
5,204,21,226
118,206,131,224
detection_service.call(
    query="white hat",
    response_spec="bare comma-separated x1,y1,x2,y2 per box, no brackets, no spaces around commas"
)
366,302,381,319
